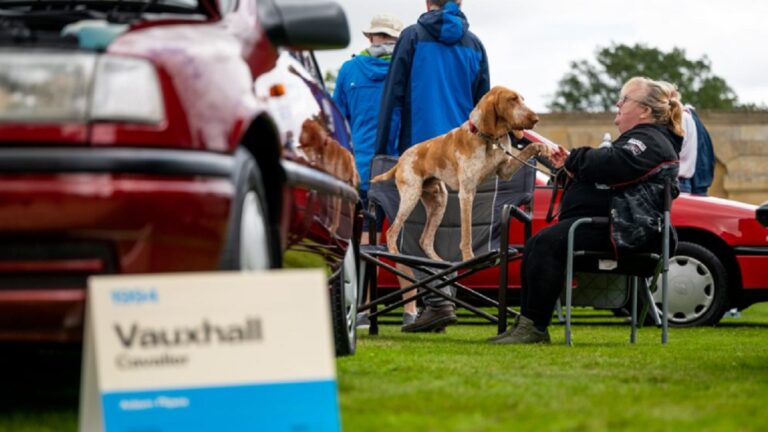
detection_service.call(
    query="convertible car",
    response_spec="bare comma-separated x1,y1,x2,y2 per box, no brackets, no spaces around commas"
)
377,130,768,327
0,0,361,355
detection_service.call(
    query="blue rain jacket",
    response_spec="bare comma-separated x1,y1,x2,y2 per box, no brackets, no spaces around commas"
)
375,2,490,155
334,53,393,192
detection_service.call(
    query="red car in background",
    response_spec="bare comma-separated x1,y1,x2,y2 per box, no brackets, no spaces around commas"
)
377,130,768,327
0,0,362,355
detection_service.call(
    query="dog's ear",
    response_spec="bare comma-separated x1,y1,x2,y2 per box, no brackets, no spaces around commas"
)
477,87,500,137
495,89,520,131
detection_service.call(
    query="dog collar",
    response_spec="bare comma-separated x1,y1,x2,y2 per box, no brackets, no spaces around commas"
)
468,119,506,150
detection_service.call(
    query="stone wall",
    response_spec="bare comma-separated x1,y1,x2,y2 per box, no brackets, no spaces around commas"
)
536,112,768,205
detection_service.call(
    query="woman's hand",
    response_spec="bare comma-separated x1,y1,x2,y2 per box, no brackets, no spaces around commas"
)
550,145,569,169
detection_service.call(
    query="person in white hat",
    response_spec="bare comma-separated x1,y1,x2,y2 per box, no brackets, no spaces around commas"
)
332,13,417,327
333,12,403,205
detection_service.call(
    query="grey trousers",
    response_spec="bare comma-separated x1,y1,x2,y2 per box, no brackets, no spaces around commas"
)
415,269,457,308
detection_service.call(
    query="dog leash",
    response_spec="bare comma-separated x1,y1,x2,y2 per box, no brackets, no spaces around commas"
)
502,148,557,177
500,147,570,223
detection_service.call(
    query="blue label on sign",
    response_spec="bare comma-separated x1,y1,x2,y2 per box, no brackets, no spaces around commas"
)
101,379,340,431
111,288,159,305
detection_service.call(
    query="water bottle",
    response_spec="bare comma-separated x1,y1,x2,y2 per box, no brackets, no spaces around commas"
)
599,132,612,148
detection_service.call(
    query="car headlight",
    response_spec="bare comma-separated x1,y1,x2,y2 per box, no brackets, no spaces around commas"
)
0,52,164,124
0,52,95,121
91,55,165,124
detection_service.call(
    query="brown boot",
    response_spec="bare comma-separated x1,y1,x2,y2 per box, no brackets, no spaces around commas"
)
490,315,550,345
401,305,457,333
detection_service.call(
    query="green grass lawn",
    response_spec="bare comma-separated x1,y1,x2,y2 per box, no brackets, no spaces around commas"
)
2,305,767,431
338,304,768,432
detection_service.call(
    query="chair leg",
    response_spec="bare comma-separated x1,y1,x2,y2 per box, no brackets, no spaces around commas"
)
565,219,591,346
368,260,379,336
642,280,662,327
630,277,638,344
565,270,574,347
662,267,669,345
662,210,671,345
555,298,565,323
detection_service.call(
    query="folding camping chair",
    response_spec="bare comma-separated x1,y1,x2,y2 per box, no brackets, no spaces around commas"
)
562,179,674,346
358,154,537,336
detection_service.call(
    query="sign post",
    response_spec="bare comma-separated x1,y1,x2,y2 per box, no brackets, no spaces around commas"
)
79,270,340,432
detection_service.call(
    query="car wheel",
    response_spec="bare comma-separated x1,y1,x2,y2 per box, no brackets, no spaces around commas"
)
652,241,729,327
330,242,359,356
219,148,278,270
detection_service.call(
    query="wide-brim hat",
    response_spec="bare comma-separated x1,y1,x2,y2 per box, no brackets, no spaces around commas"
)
362,13,403,38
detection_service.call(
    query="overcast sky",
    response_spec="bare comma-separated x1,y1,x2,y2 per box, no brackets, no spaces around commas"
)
315,0,768,112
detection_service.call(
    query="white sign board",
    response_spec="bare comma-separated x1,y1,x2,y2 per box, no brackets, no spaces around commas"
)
79,270,340,432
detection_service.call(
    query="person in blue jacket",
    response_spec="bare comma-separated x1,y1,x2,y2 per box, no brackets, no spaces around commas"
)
375,0,490,334
375,0,490,156
334,13,403,198
333,13,419,327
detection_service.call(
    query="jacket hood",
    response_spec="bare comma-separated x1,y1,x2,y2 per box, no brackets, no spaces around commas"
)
652,123,684,155
417,2,468,45
352,54,390,81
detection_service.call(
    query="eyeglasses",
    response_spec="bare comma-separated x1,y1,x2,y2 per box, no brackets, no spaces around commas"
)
616,95,647,108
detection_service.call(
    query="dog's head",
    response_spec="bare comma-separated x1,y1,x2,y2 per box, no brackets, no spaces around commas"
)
471,86,538,139
299,119,327,148
299,118,329,165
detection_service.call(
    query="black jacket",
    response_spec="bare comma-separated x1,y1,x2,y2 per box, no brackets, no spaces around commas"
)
561,123,682,253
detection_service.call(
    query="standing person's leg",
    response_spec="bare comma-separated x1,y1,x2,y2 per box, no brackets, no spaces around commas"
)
397,264,419,323
400,267,456,332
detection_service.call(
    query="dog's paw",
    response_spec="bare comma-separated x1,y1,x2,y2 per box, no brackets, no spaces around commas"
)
531,142,551,158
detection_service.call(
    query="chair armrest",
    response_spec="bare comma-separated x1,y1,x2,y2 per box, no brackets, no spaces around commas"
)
507,205,532,224
589,217,610,225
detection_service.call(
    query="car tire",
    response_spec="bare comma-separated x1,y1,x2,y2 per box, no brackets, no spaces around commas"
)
219,148,279,271
653,241,729,327
330,241,359,356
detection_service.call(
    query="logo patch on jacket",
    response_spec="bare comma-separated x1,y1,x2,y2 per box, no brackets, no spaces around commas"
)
624,138,647,156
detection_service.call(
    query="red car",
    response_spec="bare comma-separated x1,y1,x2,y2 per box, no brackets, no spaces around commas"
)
0,0,362,354
377,130,768,327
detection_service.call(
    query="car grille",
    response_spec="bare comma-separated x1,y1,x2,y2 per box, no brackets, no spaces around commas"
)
0,240,117,289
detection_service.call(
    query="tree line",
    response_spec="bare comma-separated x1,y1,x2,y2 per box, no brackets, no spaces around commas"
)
548,43,764,112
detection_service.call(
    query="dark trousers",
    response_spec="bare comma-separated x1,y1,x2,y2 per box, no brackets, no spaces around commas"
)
679,177,708,196
520,218,613,328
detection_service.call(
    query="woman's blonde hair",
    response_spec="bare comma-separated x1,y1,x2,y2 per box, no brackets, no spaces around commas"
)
622,77,684,137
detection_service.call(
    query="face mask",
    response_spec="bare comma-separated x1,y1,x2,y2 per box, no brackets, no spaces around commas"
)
368,43,396,58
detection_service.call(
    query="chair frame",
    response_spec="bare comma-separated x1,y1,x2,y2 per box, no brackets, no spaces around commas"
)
358,149,540,336
359,203,531,335
563,180,672,346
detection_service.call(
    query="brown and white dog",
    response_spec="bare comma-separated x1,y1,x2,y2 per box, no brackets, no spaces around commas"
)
299,118,360,189
299,117,360,233
370,86,552,261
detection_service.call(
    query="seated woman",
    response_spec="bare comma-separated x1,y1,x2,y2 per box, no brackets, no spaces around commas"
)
492,76,683,344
